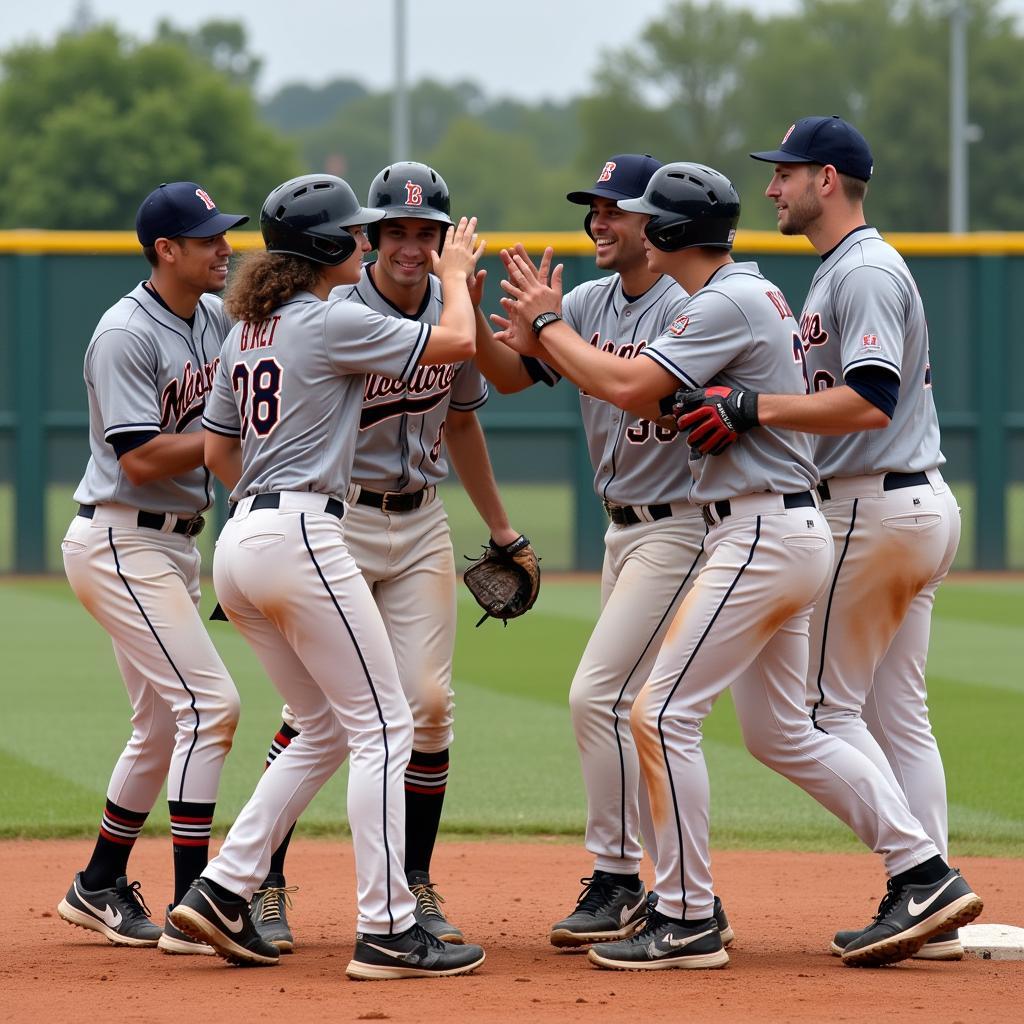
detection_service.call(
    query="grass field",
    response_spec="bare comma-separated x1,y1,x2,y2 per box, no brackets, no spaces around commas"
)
3,573,1021,857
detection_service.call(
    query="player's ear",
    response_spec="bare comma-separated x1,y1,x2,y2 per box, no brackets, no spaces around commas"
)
153,237,177,264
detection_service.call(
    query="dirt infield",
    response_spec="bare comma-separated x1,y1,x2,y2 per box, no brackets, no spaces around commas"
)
3,838,1020,1023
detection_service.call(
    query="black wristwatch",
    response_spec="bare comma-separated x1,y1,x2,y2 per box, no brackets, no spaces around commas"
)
531,311,562,335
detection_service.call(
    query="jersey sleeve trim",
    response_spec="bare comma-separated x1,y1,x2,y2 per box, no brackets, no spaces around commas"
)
843,353,902,380
398,322,431,382
522,355,559,386
640,348,698,388
449,384,489,412
201,416,241,438
103,420,161,439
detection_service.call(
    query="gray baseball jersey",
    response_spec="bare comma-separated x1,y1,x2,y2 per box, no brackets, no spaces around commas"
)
202,290,430,500
526,274,694,505
799,227,943,477
338,264,487,491
644,262,818,504
73,283,231,514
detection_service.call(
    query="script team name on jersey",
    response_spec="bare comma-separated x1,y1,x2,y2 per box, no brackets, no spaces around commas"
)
360,362,457,430
160,357,220,432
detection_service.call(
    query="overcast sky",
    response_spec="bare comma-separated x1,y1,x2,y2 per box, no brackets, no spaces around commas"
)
1,0,797,102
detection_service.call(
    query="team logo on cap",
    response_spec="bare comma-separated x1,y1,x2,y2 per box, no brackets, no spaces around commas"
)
597,161,616,183
862,333,879,349
405,181,424,206
195,188,216,210
781,124,796,145
667,314,689,337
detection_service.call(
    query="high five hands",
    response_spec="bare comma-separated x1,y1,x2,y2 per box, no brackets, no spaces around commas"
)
433,216,486,281
490,245,564,357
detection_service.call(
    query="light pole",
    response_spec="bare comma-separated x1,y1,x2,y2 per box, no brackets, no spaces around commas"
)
392,0,410,162
949,0,968,232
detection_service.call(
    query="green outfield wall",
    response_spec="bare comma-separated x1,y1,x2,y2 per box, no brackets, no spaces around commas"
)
1,230,1022,572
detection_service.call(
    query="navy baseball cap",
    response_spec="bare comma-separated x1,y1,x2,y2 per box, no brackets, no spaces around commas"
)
567,154,663,204
136,181,249,246
750,116,873,182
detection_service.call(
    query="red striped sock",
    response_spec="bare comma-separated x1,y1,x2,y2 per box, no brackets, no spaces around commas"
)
81,799,148,890
169,801,215,905
404,749,449,874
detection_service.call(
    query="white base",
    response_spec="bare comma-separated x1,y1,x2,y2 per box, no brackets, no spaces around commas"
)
961,923,1024,960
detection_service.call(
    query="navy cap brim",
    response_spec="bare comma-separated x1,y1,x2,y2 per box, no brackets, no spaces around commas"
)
617,196,662,215
749,149,813,165
566,186,642,205
179,212,250,238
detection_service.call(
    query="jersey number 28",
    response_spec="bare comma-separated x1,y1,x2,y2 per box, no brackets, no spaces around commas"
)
232,358,283,437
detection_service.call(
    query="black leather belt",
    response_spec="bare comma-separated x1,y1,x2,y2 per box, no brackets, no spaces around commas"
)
816,471,930,502
229,493,345,519
78,503,205,537
701,491,815,528
356,488,427,513
603,500,673,526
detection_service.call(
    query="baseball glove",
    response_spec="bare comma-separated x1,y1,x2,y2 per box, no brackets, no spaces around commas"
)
463,534,541,626
674,386,760,456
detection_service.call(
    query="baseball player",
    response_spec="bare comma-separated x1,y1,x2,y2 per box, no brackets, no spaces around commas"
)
477,154,733,949
57,182,247,956
496,162,982,970
168,173,486,981
742,116,964,959
248,162,528,952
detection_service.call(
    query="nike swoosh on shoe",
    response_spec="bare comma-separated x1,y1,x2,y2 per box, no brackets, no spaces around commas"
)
661,926,715,950
77,882,122,928
908,875,959,917
363,942,419,963
619,897,646,926
197,889,245,934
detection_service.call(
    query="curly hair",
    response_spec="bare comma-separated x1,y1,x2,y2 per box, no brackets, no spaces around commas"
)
225,251,321,323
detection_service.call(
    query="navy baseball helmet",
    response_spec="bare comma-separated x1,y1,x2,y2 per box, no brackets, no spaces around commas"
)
366,161,453,250
619,163,741,252
259,174,384,266
566,154,662,239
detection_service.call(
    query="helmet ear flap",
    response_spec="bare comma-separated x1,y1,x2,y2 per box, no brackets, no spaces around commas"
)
367,222,380,251
583,210,595,240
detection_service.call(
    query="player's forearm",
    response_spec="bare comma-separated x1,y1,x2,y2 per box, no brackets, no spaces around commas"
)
203,431,243,490
119,432,205,486
757,385,890,434
444,413,518,547
474,308,534,393
421,272,477,365
537,322,669,411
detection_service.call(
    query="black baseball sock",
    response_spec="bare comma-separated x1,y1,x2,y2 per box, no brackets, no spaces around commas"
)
893,855,950,889
404,748,449,875
81,799,149,891
169,800,215,906
597,870,642,891
261,721,300,886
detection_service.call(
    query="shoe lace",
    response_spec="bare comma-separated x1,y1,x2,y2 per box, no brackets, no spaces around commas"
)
872,879,902,923
627,894,667,943
409,921,446,951
409,879,447,921
253,884,298,923
121,880,152,919
573,874,620,916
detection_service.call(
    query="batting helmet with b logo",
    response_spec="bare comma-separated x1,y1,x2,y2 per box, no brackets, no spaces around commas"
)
366,162,453,250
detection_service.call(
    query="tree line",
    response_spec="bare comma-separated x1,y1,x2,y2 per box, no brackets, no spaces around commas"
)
0,1,1019,233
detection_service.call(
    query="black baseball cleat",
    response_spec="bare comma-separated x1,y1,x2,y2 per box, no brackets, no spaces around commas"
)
841,869,982,967
549,872,648,947
408,870,464,944
169,878,280,967
57,873,161,947
831,927,963,961
251,873,297,953
587,895,729,971
345,922,485,980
